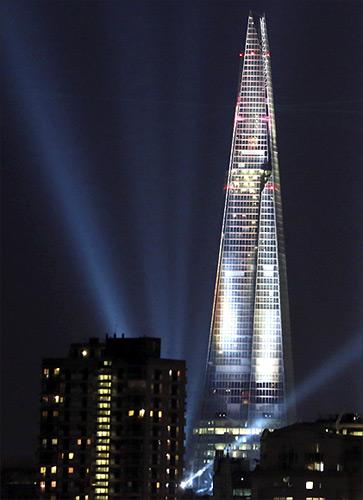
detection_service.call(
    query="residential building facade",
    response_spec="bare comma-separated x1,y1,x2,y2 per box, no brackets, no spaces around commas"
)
38,336,186,499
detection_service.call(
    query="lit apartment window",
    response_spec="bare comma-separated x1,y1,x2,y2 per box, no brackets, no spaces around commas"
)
43,368,50,378
51,438,58,445
139,409,145,417
68,467,74,474
42,410,48,418
54,367,60,375
51,466,57,474
40,466,46,475
69,452,74,459
77,438,82,445
40,481,46,491
128,410,135,416
51,481,56,488
81,349,88,357
306,481,314,489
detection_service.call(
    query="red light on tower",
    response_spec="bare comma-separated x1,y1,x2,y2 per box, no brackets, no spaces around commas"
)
239,52,244,57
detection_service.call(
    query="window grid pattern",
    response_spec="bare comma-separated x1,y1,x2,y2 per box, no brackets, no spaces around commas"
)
201,15,292,429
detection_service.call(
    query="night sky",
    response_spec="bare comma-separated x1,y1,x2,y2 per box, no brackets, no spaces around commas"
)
2,0,363,465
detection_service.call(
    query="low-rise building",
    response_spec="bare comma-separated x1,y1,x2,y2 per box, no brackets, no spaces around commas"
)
253,413,363,500
211,413,363,500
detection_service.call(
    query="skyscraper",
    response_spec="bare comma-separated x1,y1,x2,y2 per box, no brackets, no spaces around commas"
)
38,336,186,500
191,13,295,490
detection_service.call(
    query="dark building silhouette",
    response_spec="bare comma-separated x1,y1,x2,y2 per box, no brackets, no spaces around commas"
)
213,450,251,499
1,464,38,499
211,413,363,499
38,336,186,499
253,413,363,499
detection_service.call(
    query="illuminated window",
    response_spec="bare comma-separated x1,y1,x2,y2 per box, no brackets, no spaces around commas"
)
139,409,145,417
87,438,91,445
53,410,59,417
69,452,74,459
51,466,57,474
42,410,48,418
81,349,88,357
158,410,162,418
54,395,60,403
42,438,47,447
40,466,46,475
306,481,314,490
77,438,82,445
51,481,56,488
40,481,45,490
150,410,153,417
51,438,58,445
43,368,50,378
68,467,74,474
54,367,60,375
128,410,135,416
156,482,160,489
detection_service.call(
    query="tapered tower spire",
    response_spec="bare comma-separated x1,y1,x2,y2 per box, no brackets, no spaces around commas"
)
191,14,295,493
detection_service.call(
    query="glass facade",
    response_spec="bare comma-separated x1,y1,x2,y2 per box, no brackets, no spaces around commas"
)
191,14,295,491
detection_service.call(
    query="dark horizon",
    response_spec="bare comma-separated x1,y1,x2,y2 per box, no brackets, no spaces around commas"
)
2,0,363,465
